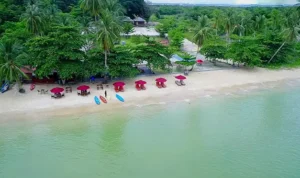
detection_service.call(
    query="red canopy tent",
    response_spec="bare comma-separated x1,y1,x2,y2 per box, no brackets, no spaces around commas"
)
113,81,125,92
113,82,125,86
175,75,186,80
196,59,203,65
155,78,167,88
50,87,64,93
155,78,167,83
135,80,147,90
77,85,90,91
135,80,146,85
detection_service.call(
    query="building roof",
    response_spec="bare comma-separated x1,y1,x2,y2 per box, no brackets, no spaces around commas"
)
133,17,146,22
123,16,133,22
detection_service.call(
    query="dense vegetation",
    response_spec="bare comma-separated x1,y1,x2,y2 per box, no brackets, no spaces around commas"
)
154,4,300,67
0,0,300,90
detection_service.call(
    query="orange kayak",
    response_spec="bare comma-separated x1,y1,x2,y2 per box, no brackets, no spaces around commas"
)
100,95,107,104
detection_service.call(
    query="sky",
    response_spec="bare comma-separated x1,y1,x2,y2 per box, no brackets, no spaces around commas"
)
150,0,299,5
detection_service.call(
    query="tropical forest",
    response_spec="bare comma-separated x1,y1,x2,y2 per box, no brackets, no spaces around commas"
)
0,0,300,87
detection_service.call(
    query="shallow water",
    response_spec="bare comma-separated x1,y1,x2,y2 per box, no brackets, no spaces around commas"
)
1,85,300,178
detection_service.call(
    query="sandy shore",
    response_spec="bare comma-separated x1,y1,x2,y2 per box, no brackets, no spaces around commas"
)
1,67,300,118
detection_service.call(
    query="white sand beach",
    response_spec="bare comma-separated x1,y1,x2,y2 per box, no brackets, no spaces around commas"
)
1,67,300,118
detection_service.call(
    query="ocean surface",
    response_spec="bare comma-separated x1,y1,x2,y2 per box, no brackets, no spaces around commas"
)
1,82,300,178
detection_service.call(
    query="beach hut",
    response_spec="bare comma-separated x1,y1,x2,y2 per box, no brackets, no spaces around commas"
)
77,85,90,96
113,82,125,92
50,87,65,98
133,17,146,26
123,16,134,24
155,78,167,88
175,75,186,86
135,80,147,90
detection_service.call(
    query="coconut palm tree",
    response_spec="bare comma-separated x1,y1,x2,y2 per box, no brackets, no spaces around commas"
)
268,11,300,63
223,10,236,45
80,0,103,21
253,14,266,36
0,41,28,90
97,9,122,68
193,15,213,51
212,9,223,36
22,4,45,35
103,0,125,17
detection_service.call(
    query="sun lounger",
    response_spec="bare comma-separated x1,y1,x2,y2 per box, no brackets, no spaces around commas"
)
114,87,119,92
141,85,146,90
162,83,167,88
119,86,124,92
180,80,186,86
175,81,182,86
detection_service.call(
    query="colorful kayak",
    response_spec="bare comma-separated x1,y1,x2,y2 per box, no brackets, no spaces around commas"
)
116,94,124,102
94,96,100,105
100,95,107,104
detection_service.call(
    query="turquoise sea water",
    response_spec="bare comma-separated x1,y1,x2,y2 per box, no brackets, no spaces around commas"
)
1,84,300,178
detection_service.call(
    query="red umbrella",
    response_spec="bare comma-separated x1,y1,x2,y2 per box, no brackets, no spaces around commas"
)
113,81,125,86
196,59,203,63
175,75,186,80
50,87,64,93
77,85,90,90
135,80,147,85
155,78,167,83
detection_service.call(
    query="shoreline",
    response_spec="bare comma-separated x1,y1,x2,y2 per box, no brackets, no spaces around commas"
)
1,67,300,119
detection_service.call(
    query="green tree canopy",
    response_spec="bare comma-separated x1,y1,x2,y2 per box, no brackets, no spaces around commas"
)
26,26,86,79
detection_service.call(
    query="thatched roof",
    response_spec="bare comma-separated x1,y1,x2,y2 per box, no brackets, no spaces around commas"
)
133,17,146,22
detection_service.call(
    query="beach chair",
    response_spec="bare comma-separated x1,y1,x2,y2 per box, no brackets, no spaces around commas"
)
156,82,162,89
180,80,186,86
175,81,182,86
136,84,141,91
114,87,119,92
162,83,167,88
141,85,146,90
119,86,124,92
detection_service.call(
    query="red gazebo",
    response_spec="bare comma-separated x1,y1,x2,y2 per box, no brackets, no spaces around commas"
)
175,75,186,86
155,78,167,88
135,80,147,90
50,87,64,93
113,81,125,92
175,75,186,81
77,85,90,96
196,59,203,65
50,87,64,98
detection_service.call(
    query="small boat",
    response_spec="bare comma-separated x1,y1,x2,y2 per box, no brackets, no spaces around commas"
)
116,94,124,102
94,96,100,105
99,95,107,104
1,82,9,93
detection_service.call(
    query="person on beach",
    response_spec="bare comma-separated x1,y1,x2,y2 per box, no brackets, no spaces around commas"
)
105,90,107,98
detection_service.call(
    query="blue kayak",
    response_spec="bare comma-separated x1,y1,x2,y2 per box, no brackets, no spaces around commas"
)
94,96,100,105
116,94,124,102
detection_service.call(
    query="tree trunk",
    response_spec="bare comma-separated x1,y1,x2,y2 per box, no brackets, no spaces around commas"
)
104,50,108,69
188,64,194,71
268,41,286,64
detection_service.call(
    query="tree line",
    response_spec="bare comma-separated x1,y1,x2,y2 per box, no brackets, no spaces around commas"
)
153,4,300,67
0,0,168,91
